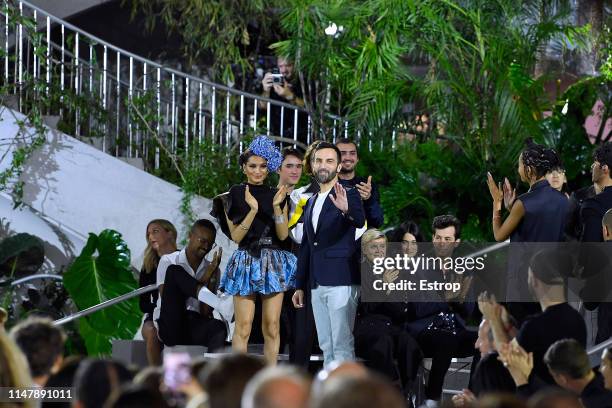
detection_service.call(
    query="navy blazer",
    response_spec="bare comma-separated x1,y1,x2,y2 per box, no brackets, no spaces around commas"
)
296,186,365,289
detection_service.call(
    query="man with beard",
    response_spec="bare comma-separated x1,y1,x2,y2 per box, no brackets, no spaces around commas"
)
155,219,233,349
292,142,365,367
335,139,384,229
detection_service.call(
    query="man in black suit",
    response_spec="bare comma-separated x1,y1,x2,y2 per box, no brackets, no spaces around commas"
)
292,141,365,367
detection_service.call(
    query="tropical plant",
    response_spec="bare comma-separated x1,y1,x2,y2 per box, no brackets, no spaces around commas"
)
63,230,141,355
123,0,283,85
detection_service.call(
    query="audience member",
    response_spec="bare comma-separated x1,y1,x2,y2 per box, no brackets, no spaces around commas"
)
140,219,178,365
336,138,384,229
73,358,133,408
0,329,35,408
581,141,612,242
198,353,266,408
42,356,83,408
155,219,231,349
242,365,311,408
483,249,586,387
354,229,422,396
104,383,170,408
543,339,612,408
310,374,406,408
406,215,477,405
9,316,66,386
386,220,424,257
528,389,583,408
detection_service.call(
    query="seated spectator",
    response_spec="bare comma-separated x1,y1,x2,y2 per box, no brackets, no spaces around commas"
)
242,366,311,408
310,373,406,408
139,219,178,365
452,319,515,407
500,339,612,408
543,339,612,408
104,383,170,408
600,347,612,390
0,329,34,408
475,394,527,408
354,229,422,396
386,220,424,257
73,358,133,408
528,389,583,408
482,249,587,387
406,215,477,405
9,316,66,386
155,219,233,349
42,356,83,408
198,353,266,408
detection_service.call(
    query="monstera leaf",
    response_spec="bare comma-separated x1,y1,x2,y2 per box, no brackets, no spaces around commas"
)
63,230,141,355
0,233,45,280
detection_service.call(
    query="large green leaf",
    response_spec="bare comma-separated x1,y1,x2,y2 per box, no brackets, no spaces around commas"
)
63,230,141,355
0,233,44,280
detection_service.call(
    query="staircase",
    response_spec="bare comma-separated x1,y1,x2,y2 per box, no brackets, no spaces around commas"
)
0,0,353,176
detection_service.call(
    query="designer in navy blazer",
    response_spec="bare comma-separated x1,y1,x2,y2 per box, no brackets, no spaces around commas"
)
295,184,365,289
292,142,365,367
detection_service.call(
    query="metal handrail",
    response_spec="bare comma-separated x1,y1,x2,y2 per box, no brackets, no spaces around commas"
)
11,273,63,285
3,0,356,164
53,284,156,326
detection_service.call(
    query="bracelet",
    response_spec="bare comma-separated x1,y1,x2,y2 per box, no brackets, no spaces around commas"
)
274,215,285,224
239,223,249,231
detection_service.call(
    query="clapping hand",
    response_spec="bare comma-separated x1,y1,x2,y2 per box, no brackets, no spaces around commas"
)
503,178,516,211
486,172,503,211
329,182,349,214
245,185,258,211
273,185,288,207
356,176,373,200
498,340,533,386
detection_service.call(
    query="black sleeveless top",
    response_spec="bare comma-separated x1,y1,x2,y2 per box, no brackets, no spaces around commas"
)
211,183,287,249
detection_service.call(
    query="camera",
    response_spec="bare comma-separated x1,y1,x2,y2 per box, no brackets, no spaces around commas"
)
271,67,284,84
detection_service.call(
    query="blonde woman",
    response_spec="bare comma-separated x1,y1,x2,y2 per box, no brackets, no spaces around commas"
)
139,219,178,365
0,330,35,408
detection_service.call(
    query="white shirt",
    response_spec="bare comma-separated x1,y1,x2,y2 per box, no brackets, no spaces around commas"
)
153,249,211,322
312,189,331,233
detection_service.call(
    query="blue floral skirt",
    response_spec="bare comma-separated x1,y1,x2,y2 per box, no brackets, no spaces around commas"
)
220,248,297,296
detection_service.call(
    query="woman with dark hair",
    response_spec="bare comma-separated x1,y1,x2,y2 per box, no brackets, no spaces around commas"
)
487,139,570,321
354,229,423,399
139,219,178,366
386,220,424,257
211,136,296,365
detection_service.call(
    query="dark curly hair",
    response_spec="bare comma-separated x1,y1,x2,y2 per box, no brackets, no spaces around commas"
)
521,138,558,179
386,221,424,243
593,141,612,168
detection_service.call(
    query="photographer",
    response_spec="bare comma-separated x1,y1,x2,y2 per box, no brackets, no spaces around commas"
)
259,57,307,141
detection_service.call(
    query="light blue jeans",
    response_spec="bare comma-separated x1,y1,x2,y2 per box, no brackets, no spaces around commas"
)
311,284,360,368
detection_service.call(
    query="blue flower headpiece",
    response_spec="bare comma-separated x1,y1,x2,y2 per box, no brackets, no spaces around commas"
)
248,135,283,172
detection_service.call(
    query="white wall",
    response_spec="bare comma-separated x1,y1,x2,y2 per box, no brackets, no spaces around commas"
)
0,107,236,271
